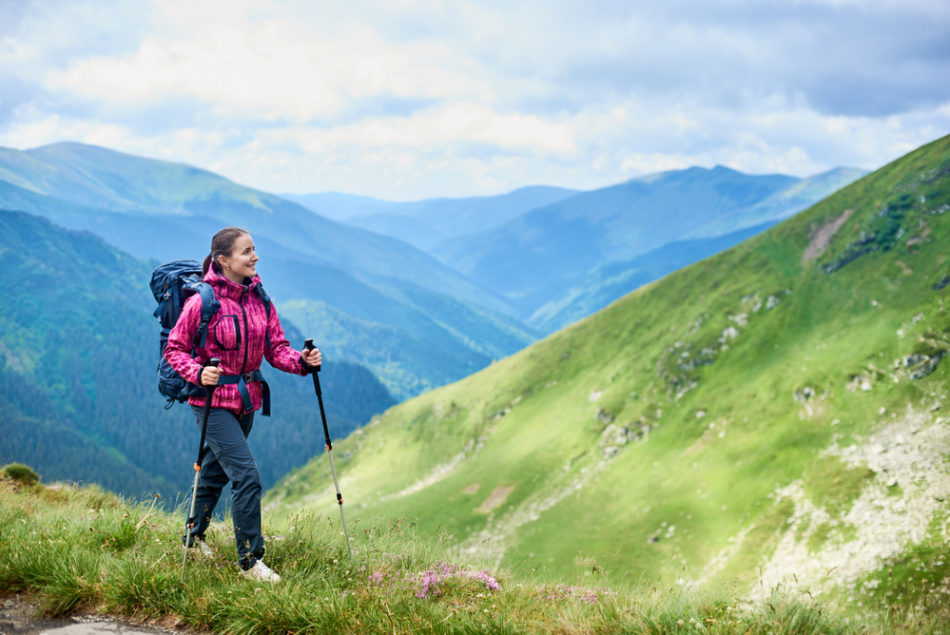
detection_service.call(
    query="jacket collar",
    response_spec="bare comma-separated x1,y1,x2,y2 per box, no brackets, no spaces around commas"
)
204,263,261,301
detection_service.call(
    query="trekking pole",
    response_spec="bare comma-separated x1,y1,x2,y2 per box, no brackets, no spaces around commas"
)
304,339,353,557
181,357,220,583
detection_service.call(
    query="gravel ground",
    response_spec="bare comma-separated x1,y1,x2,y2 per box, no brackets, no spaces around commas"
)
0,595,178,635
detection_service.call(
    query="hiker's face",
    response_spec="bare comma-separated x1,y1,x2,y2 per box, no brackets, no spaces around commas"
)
219,233,258,282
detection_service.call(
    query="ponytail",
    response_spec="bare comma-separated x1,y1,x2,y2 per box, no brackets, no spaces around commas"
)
202,253,214,276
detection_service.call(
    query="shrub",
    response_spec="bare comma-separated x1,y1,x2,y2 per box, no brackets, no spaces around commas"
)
3,463,40,486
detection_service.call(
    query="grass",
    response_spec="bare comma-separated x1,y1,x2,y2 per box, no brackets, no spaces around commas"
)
800,456,876,518
2,476,946,634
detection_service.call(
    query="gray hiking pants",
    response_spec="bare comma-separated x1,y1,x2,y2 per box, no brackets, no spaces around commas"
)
187,405,264,570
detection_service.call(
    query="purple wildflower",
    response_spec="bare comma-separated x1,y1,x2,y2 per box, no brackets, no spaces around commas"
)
407,561,502,599
467,569,501,591
416,567,448,599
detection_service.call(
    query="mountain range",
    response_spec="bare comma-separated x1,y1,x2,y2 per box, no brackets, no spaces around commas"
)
0,143,862,396
432,165,865,326
283,185,578,251
289,166,864,332
0,142,535,399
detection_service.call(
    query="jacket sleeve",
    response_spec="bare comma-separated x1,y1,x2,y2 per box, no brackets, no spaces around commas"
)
164,294,205,385
264,304,309,376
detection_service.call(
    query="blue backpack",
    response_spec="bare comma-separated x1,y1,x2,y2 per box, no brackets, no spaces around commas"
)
150,260,219,408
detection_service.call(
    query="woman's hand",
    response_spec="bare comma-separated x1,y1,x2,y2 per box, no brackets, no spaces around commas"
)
302,347,322,369
200,365,221,386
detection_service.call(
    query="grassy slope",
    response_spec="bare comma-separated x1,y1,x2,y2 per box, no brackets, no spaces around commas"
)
3,477,943,634
266,135,950,605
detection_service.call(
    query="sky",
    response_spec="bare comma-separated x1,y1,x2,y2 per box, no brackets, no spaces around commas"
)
1,0,949,201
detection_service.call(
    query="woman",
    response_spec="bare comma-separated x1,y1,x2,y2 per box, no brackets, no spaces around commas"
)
165,227,321,582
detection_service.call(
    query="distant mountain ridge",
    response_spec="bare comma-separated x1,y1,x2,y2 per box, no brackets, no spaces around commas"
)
283,186,578,251
288,166,864,333
528,220,777,332
2,142,504,310
684,166,868,239
429,164,864,322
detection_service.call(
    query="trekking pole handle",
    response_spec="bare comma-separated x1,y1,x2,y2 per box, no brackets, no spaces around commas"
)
202,358,221,393
304,339,322,372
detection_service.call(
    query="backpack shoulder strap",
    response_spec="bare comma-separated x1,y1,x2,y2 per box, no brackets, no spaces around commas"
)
190,281,220,349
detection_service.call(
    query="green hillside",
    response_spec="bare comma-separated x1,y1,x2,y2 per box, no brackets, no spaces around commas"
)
267,134,950,607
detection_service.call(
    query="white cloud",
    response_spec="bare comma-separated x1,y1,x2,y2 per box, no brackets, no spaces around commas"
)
44,1,495,124
264,103,575,156
0,0,948,199
0,110,129,152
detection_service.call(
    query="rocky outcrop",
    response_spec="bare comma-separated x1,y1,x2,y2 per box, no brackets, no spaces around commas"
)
744,408,950,601
820,234,879,273
598,421,653,458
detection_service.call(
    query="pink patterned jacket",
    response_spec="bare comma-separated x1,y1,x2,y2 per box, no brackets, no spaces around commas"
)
164,265,307,414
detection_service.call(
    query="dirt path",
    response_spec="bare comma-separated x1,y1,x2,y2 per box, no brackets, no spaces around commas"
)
0,595,176,635
1,594,71,634
802,208,853,263
475,485,515,514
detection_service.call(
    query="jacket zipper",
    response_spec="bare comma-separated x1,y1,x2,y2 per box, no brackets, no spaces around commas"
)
239,287,250,375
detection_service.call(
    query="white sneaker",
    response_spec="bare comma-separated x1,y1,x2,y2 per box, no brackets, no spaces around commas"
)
193,539,214,558
241,560,281,583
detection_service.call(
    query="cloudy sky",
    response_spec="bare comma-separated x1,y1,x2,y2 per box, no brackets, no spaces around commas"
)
2,0,948,200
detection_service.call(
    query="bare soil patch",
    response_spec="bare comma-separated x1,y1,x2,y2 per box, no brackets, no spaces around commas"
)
802,209,854,264
475,485,514,514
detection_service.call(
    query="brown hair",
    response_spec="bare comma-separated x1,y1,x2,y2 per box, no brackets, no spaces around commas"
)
203,227,250,275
